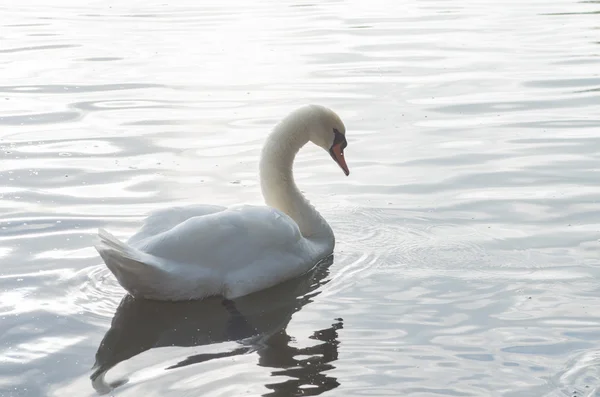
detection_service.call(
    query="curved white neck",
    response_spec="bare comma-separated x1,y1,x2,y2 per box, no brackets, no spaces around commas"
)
259,122,333,242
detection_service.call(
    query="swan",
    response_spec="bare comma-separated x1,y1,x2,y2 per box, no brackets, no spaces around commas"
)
95,104,349,301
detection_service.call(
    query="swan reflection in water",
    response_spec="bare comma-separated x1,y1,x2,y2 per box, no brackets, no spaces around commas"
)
91,257,342,396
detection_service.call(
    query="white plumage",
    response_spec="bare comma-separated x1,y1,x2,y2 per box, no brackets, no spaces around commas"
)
95,104,349,301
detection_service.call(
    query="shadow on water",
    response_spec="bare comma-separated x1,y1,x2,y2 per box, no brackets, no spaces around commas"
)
90,256,342,396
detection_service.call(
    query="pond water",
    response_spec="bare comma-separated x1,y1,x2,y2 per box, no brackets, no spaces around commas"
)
2,0,600,396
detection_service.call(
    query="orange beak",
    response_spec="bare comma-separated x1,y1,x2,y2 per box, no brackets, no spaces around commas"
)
329,143,349,176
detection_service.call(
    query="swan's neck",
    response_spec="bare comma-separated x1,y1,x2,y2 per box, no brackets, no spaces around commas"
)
259,122,333,242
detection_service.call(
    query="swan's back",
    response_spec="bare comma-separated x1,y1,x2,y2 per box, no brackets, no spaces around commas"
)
134,205,305,268
96,205,320,300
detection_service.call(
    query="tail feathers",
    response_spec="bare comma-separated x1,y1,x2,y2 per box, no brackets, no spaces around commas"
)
97,228,137,256
95,228,167,298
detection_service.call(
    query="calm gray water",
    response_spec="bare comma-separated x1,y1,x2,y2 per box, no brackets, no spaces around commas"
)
2,0,600,396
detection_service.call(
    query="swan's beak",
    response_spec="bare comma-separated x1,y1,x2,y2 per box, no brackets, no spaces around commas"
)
329,144,349,176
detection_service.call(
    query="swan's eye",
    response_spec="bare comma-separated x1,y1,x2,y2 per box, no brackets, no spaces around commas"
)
332,128,347,150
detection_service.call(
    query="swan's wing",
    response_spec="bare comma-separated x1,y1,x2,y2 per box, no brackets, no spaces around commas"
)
98,205,317,300
134,205,306,268
128,204,226,245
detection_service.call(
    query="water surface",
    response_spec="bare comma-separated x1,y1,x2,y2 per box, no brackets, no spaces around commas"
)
2,0,600,396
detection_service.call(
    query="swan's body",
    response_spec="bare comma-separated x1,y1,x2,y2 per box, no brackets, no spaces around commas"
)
95,105,349,301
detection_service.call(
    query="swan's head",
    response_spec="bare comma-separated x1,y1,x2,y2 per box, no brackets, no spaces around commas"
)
303,105,349,176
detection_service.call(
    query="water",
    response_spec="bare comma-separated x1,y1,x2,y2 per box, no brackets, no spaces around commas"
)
1,0,600,395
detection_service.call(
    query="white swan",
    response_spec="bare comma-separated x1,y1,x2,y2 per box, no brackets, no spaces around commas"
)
95,104,349,301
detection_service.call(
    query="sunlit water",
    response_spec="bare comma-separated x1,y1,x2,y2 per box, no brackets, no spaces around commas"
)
1,0,600,396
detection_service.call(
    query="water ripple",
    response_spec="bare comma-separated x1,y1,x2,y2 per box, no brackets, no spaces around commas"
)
0,83,163,94
0,111,81,125
0,44,79,53
2,0,600,396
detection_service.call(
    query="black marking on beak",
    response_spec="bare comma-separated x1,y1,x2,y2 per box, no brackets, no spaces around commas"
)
329,128,349,176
